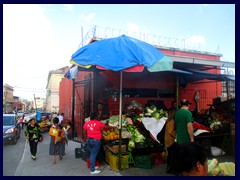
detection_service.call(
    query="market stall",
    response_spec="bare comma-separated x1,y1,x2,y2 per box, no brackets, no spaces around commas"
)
66,34,235,172
96,102,169,171
192,97,235,157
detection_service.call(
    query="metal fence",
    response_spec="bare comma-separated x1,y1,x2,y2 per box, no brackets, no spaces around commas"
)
78,26,202,51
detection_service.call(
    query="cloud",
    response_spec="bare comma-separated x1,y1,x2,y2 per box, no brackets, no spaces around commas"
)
63,4,73,11
3,4,68,99
186,35,205,44
126,23,140,32
83,13,95,22
183,35,205,49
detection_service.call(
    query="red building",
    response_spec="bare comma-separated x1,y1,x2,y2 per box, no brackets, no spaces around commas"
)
59,41,234,141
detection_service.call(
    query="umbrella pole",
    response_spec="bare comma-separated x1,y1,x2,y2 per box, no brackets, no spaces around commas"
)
176,77,179,110
118,71,123,170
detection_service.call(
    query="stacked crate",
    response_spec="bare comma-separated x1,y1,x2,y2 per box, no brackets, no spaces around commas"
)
105,148,129,171
134,155,153,169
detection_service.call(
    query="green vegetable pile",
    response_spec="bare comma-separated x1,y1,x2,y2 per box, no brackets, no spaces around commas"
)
143,105,168,119
125,122,145,151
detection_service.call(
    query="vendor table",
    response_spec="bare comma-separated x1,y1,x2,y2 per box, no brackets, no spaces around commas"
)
195,133,233,156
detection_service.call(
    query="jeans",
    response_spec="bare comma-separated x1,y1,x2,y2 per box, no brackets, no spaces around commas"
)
87,138,101,172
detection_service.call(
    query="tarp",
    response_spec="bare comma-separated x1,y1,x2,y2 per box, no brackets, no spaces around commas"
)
177,69,235,86
70,34,173,72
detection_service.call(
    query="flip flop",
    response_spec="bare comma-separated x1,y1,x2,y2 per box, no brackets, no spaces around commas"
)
59,156,62,160
52,161,56,164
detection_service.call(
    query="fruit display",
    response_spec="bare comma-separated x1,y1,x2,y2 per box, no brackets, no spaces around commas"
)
38,119,51,132
102,128,120,141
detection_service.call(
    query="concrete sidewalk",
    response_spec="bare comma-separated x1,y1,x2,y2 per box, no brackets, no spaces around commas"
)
14,132,122,176
14,132,235,176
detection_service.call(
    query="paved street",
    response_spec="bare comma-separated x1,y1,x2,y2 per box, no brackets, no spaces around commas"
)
6,131,235,176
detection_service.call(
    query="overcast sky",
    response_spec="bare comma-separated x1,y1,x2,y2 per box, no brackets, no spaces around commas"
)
3,4,235,100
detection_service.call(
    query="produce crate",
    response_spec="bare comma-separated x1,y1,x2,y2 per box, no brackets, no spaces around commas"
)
103,138,129,146
75,148,82,159
104,149,129,171
150,152,165,165
105,144,127,154
134,155,153,169
86,158,101,168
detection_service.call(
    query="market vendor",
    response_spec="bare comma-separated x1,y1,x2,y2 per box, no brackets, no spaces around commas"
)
83,112,113,174
96,102,110,120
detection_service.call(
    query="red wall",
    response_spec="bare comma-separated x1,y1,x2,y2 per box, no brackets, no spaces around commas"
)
59,77,72,121
59,48,222,141
160,48,221,61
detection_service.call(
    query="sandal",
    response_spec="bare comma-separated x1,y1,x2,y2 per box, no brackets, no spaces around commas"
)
52,161,56,164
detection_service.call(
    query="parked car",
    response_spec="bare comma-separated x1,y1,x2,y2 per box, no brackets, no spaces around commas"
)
3,114,21,144
24,113,36,125
17,110,24,117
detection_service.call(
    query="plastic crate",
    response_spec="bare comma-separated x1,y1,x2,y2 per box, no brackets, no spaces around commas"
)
75,148,82,159
106,144,127,154
104,149,129,171
86,158,101,168
150,152,165,165
134,155,153,169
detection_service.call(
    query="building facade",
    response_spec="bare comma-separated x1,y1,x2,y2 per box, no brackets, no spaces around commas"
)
45,66,69,113
3,84,14,113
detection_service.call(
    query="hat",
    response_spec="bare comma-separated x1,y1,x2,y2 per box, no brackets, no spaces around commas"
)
181,99,192,106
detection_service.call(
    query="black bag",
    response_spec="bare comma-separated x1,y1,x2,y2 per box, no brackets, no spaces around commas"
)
38,135,43,142
75,148,82,158
157,123,166,144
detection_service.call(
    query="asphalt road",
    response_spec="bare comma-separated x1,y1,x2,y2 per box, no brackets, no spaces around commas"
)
3,127,26,176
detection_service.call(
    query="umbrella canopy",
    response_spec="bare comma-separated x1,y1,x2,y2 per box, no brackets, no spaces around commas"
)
70,34,173,125
70,34,173,72
70,34,173,170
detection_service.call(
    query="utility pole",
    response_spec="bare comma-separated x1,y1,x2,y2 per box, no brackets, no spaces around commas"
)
33,94,37,110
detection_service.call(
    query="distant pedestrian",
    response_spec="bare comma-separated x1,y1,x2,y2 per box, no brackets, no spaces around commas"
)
64,121,72,144
58,113,64,125
19,115,25,129
49,117,64,164
25,118,42,160
174,99,194,144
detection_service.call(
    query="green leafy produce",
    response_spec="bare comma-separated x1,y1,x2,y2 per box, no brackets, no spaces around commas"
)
150,105,157,112
128,139,135,148
151,111,160,119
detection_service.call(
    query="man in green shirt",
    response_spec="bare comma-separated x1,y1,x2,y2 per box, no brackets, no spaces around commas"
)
174,99,194,144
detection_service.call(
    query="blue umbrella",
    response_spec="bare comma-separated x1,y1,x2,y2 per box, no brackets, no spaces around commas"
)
70,34,173,127
71,34,173,72
70,35,173,168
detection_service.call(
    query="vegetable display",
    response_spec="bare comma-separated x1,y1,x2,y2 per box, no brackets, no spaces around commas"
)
144,105,168,119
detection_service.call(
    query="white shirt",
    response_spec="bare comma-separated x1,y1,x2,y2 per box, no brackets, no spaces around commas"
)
58,115,63,125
